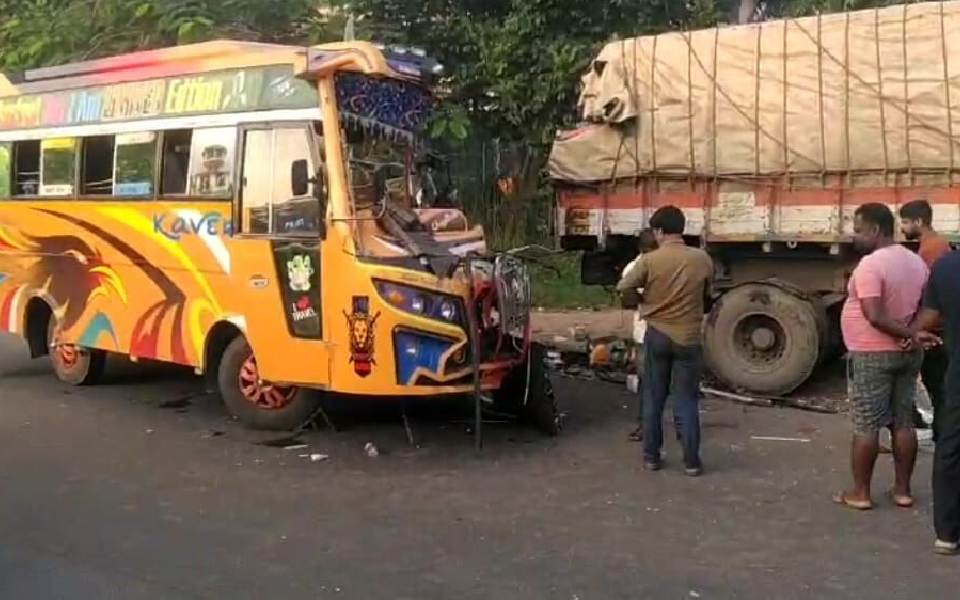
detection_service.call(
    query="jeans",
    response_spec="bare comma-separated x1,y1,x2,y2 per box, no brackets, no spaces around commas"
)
922,344,949,441
636,343,682,438
934,368,960,543
642,327,703,468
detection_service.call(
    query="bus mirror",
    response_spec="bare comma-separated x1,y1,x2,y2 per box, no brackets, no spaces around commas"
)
291,160,310,197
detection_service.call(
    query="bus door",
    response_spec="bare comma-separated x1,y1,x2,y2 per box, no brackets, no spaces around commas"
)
239,124,326,342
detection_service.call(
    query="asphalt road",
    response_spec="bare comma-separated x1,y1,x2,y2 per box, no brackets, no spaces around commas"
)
1,332,957,599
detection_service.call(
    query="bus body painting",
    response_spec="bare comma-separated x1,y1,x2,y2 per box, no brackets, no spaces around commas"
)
0,41,558,434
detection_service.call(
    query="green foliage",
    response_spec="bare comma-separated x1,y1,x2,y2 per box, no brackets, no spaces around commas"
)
1,0,901,144
0,0,344,71
530,253,616,309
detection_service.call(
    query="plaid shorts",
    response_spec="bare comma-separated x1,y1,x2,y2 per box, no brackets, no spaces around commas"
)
848,350,923,435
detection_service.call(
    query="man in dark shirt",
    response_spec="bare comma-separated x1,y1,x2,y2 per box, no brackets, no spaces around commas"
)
912,251,960,555
900,200,952,438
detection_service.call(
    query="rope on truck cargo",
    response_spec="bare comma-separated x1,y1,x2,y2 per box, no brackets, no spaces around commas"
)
617,5,959,183
940,1,956,172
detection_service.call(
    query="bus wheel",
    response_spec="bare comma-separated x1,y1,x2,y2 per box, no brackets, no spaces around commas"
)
493,343,561,437
218,336,320,431
704,283,821,396
48,314,105,386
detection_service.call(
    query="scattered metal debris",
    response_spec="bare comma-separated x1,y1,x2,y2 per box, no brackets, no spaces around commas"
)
701,386,774,408
257,436,308,449
545,350,564,370
159,396,193,409
750,436,811,443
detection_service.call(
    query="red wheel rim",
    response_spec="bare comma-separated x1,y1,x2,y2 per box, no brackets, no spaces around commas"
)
238,354,297,410
55,344,80,369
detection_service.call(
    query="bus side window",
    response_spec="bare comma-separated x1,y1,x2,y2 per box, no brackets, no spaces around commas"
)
188,127,237,198
160,129,192,196
241,126,320,236
40,138,76,197
114,132,157,197
0,143,10,198
13,140,40,196
81,135,116,195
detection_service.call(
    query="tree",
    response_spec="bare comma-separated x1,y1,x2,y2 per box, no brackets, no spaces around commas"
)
0,0,900,245
0,0,344,71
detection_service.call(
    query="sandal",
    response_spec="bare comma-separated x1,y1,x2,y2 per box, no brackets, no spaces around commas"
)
888,490,914,508
833,491,873,511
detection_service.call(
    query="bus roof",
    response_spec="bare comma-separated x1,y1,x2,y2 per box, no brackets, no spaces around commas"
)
0,41,438,136
0,40,435,99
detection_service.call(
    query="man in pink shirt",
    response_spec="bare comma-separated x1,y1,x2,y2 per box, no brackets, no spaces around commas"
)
835,203,929,511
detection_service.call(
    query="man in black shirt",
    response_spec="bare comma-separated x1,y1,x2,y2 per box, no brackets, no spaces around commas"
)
912,250,960,555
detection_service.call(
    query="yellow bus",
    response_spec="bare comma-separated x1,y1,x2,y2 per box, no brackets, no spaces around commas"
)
0,41,558,434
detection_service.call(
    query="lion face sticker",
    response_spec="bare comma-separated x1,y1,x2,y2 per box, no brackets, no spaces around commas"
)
344,296,381,377
286,254,314,292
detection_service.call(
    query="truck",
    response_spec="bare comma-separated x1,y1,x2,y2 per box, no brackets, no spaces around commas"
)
548,1,960,396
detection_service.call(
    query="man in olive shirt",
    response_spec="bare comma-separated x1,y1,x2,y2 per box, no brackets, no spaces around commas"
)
617,206,714,475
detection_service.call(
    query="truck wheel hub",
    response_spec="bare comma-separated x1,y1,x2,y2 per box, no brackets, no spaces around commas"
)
750,328,776,351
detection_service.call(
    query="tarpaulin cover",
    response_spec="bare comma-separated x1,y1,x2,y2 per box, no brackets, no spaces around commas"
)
549,1,960,182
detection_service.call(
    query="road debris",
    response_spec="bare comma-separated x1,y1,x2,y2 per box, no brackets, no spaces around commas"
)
701,386,774,407
309,454,329,462
626,373,639,394
257,436,308,449
545,349,564,370
159,396,193,409
364,442,380,457
750,436,811,443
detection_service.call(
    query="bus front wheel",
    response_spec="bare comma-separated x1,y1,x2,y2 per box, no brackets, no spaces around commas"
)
48,313,105,386
493,343,562,437
218,336,320,431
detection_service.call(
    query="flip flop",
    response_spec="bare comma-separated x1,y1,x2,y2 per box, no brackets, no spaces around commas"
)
888,490,915,508
833,491,873,511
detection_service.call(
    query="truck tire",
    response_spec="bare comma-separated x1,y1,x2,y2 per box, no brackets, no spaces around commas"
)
218,336,320,431
48,313,106,386
494,343,561,436
704,283,821,396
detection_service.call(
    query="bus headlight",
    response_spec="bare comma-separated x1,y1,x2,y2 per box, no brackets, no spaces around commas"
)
439,300,456,322
410,295,426,314
374,280,464,326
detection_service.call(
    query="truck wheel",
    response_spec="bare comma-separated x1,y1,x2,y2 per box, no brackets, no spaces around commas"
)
704,284,821,396
48,313,105,386
494,343,561,436
218,336,320,431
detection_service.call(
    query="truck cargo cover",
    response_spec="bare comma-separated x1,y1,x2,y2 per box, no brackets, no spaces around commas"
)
549,1,960,182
